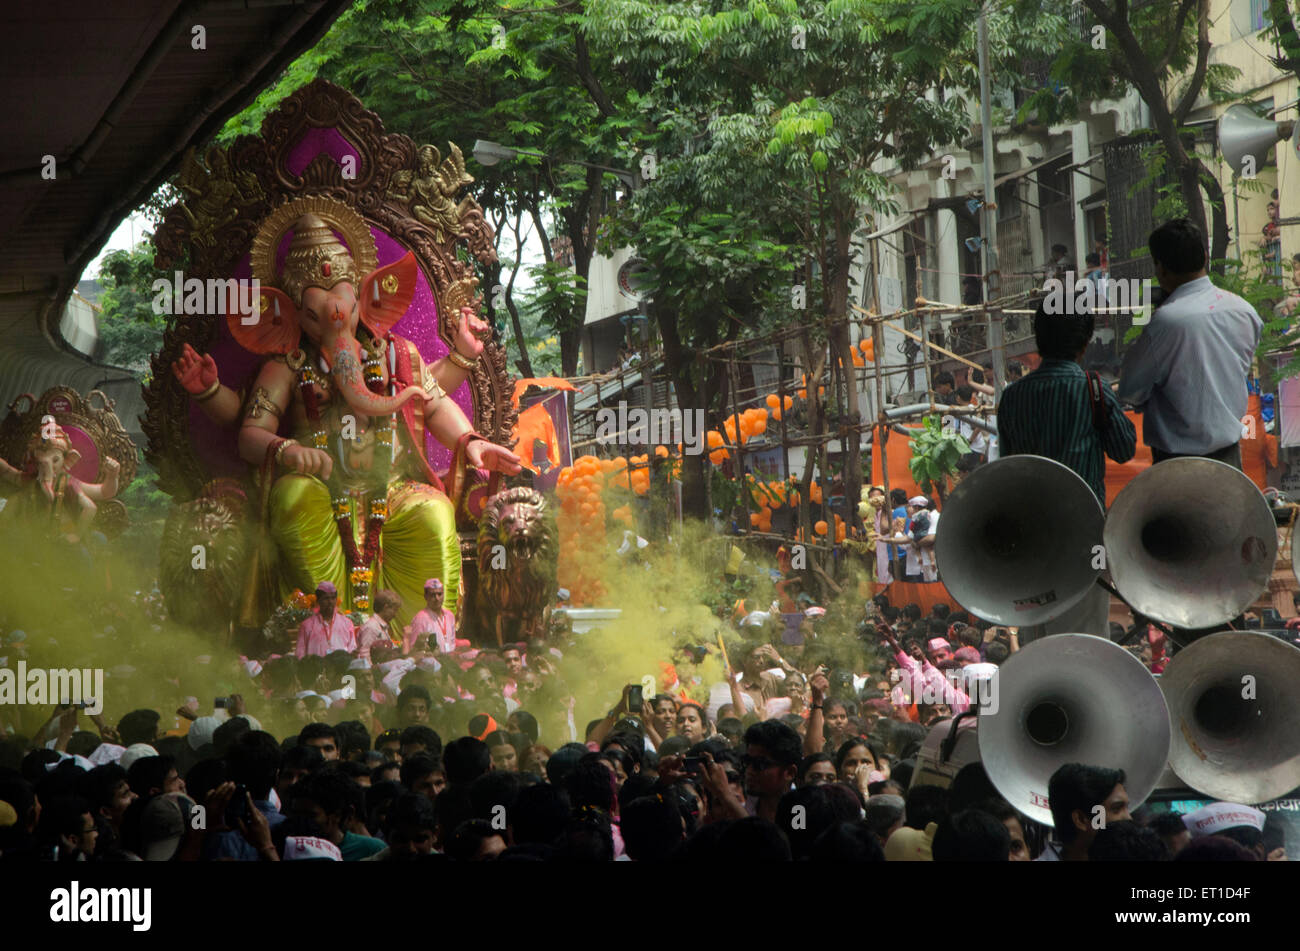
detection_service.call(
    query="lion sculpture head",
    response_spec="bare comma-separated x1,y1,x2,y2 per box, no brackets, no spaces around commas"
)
475,486,558,627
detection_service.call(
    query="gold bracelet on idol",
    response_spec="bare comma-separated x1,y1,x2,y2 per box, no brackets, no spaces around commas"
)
274,438,299,467
447,350,477,370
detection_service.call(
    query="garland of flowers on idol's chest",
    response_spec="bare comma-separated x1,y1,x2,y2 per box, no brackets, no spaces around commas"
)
294,336,395,612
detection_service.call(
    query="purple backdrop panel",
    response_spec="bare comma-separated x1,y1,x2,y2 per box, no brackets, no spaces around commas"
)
62,425,100,484
285,128,360,178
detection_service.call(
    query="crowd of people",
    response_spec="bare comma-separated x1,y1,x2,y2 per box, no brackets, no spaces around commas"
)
0,563,1280,862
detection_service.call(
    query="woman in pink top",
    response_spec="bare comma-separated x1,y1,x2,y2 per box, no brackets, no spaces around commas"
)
406,578,457,654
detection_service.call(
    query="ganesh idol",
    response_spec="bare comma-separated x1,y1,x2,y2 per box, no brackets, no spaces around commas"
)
169,198,520,625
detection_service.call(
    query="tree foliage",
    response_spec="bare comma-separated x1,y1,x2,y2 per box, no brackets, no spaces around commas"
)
584,0,986,521
96,243,169,379
908,415,970,499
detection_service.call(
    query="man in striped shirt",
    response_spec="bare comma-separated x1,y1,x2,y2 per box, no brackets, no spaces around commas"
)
997,300,1136,503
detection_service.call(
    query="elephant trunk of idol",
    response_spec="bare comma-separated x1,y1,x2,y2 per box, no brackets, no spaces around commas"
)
37,464,58,503
326,332,427,417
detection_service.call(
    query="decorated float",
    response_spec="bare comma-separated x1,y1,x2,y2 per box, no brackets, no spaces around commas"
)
136,80,556,647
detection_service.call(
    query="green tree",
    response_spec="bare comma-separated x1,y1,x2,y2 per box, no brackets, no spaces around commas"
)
97,243,168,378
505,290,564,377
585,0,984,523
1265,1,1300,86
1018,0,1243,266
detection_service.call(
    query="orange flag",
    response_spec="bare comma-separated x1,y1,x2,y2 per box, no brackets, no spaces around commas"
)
512,377,578,408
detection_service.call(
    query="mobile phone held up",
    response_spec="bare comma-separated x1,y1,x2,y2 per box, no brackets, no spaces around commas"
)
226,784,249,825
627,684,643,711
683,756,702,775
214,697,229,709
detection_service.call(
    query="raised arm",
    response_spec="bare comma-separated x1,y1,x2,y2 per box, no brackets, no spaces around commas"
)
0,455,23,486
172,343,243,427
587,683,635,747
426,306,489,395
803,670,830,755
78,457,120,502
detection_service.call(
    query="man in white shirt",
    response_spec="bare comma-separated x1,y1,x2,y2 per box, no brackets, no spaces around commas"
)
1118,219,1262,468
356,590,402,662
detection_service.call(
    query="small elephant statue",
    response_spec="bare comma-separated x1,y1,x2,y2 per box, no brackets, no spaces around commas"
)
0,424,120,543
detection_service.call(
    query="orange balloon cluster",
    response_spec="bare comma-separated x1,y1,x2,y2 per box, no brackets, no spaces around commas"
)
764,393,795,421
626,454,652,496
706,430,730,466
555,455,609,604
742,473,848,546
710,407,773,467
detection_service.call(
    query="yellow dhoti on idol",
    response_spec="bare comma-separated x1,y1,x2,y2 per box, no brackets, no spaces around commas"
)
269,474,461,633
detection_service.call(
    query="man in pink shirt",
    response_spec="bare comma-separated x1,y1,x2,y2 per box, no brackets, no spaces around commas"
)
356,590,402,662
406,578,457,654
883,628,969,715
296,581,357,658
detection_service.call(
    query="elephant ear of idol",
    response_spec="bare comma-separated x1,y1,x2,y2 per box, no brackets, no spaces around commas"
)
226,285,301,355
358,252,419,339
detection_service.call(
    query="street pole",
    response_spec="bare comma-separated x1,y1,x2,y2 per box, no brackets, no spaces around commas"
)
977,1,1007,401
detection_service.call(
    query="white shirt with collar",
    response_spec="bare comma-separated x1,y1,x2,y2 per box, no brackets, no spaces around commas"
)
1117,275,1262,454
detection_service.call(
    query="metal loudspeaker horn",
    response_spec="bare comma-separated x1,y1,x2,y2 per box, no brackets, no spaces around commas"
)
979,634,1171,827
1160,631,1300,804
935,455,1104,627
1104,458,1275,629
1218,104,1298,177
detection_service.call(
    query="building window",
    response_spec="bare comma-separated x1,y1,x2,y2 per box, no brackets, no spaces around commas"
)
1249,0,1269,32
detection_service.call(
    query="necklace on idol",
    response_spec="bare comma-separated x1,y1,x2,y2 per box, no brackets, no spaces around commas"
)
295,335,395,612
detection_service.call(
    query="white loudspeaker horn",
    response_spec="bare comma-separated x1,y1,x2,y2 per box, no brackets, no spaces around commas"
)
1160,631,1300,804
616,257,653,303
979,634,1171,827
934,455,1104,627
1104,458,1275,629
1218,103,1297,175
